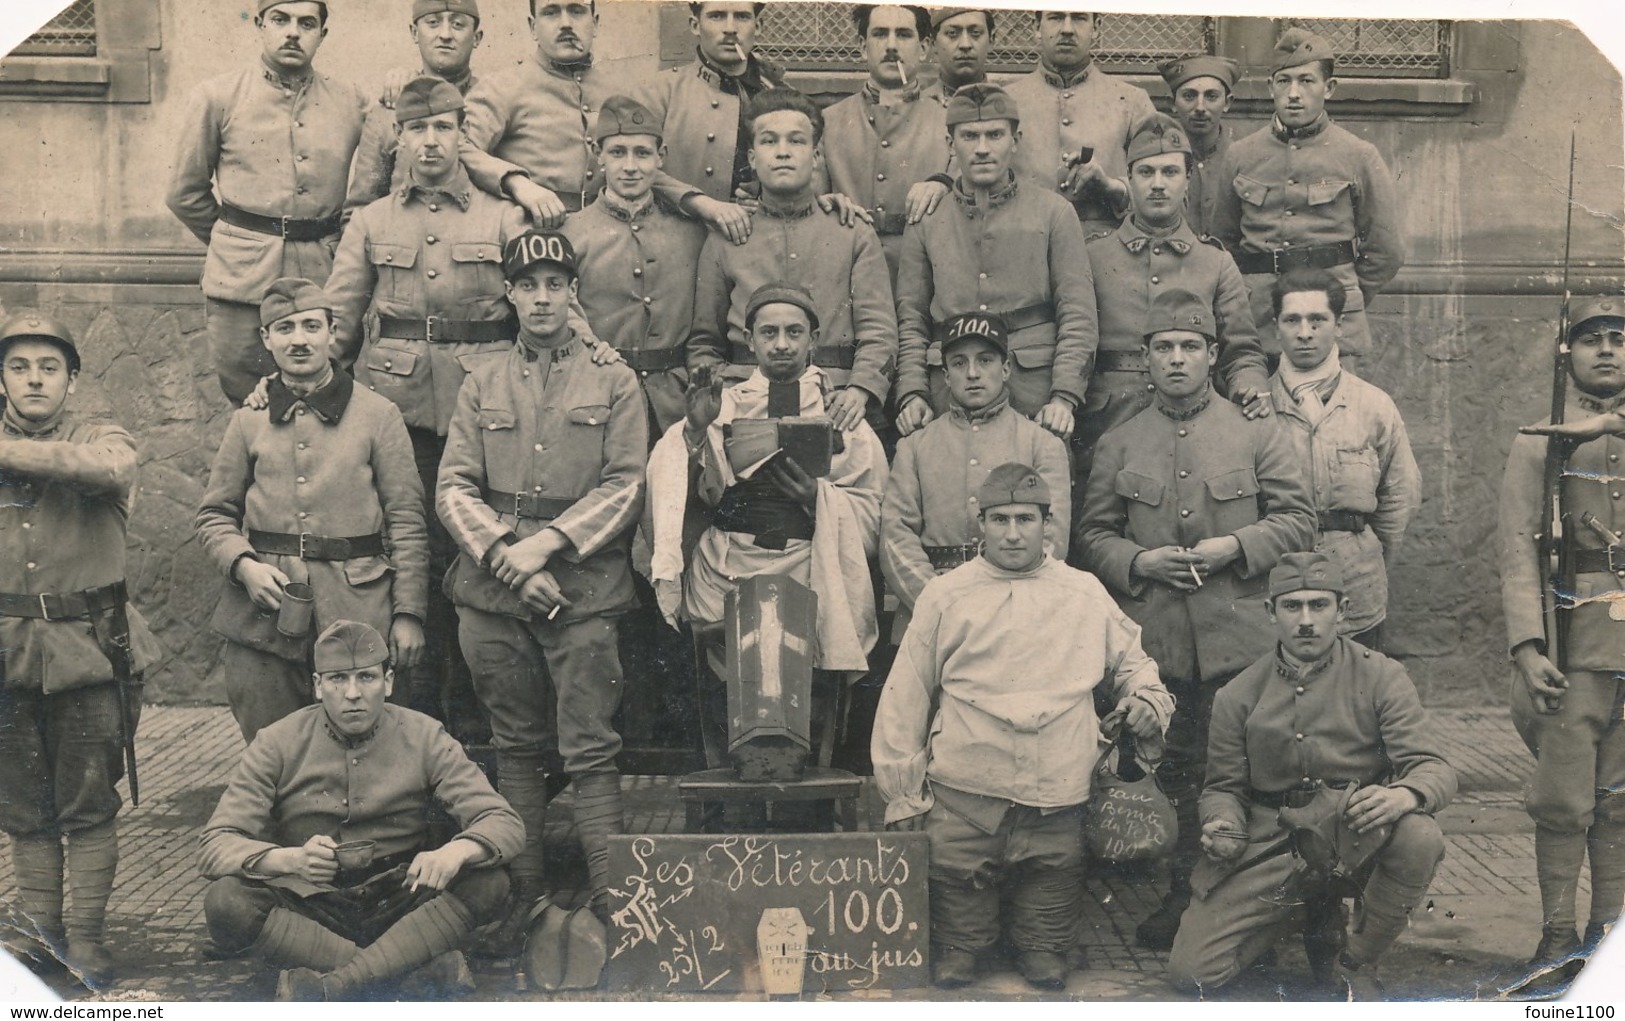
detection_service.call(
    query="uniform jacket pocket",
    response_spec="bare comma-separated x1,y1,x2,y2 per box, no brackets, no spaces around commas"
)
450,242,504,304
1233,174,1271,207
567,404,612,427
1205,467,1261,502
1116,469,1165,507
1307,179,1354,206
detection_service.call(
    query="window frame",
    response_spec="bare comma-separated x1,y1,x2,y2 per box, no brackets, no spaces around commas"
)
0,0,160,103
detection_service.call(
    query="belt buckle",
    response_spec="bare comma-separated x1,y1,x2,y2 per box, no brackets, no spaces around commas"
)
276,215,293,239
511,493,527,518
298,531,314,559
425,316,440,343
1609,545,1625,575
1271,249,1287,274
38,593,52,622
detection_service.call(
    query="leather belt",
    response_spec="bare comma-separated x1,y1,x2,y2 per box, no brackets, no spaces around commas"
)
1573,546,1625,576
248,529,386,560
485,489,576,520
219,203,342,242
1318,510,1369,534
1250,780,1356,810
924,543,981,571
377,315,515,344
1234,240,1356,276
728,342,856,370
873,211,910,237
620,347,687,373
1095,349,1149,374
718,520,816,549
0,581,125,622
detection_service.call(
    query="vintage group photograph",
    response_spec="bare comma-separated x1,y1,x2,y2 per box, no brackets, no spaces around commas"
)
0,0,1621,1005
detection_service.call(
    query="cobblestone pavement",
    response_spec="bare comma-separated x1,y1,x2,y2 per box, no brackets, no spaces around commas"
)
0,705,1610,1002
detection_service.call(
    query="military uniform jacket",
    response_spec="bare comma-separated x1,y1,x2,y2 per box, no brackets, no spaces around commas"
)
327,166,529,435
1500,389,1625,669
345,68,478,212
1001,63,1157,228
561,189,707,433
199,703,524,883
0,412,160,693
1186,123,1234,238
1270,369,1421,634
880,398,1071,613
1200,637,1457,841
633,55,787,204
872,555,1172,822
437,335,648,623
1077,396,1315,683
688,199,897,403
1085,216,1267,395
1210,116,1404,306
196,376,430,658
820,83,951,268
167,65,367,304
895,175,1097,413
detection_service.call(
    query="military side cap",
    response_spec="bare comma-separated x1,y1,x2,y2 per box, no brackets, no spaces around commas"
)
259,277,332,327
941,311,1008,357
978,462,1049,511
1144,289,1215,341
1159,54,1239,94
394,75,464,125
1570,295,1625,337
503,231,578,280
744,281,821,333
413,0,478,21
1268,551,1346,599
1126,113,1191,165
313,619,389,672
930,7,988,30
0,311,79,373
946,83,1018,128
259,0,327,16
594,95,663,144
1271,27,1335,75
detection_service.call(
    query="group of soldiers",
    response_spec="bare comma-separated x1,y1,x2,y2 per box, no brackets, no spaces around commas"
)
0,0,1618,1004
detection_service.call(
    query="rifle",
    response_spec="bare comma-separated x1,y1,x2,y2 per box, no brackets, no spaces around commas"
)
1539,133,1579,675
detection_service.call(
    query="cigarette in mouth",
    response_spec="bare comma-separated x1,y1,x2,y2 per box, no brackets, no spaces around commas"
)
897,62,908,86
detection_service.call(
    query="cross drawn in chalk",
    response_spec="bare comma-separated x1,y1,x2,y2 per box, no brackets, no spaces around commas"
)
736,583,809,710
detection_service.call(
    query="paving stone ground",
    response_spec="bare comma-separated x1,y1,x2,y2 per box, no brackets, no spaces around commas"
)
0,705,1610,1002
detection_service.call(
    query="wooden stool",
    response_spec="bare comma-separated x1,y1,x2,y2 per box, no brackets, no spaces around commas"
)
678,766,863,833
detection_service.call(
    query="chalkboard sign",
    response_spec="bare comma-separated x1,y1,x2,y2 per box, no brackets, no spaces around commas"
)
604,833,930,994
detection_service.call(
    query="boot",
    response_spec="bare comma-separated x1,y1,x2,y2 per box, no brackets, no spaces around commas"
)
1018,949,1068,990
477,753,550,958
275,967,327,1002
8,833,66,966
1303,888,1350,985
321,893,477,999
248,907,359,971
63,820,118,990
571,773,624,917
1329,953,1386,1001
1496,925,1583,997
932,947,977,989
1136,872,1191,950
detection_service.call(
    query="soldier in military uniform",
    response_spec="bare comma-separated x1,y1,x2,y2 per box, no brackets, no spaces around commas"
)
436,231,648,935
324,76,528,735
562,96,708,434
925,8,995,101
894,84,1096,444
873,462,1172,990
345,0,485,211
1158,55,1240,238
199,620,524,1002
1209,28,1404,357
0,313,160,989
819,5,952,282
1498,295,1625,991
166,0,367,405
1076,293,1314,950
1075,112,1270,503
1268,269,1421,649
1001,11,1157,234
196,278,429,744
880,312,1070,641
1166,552,1455,999
688,89,897,435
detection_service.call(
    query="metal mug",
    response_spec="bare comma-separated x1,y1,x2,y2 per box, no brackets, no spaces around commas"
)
276,582,315,638
334,839,376,871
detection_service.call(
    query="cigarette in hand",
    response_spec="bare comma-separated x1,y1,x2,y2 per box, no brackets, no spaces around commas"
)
547,604,561,621
1189,563,1204,588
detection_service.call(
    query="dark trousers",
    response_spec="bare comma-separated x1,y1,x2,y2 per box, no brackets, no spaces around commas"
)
0,683,130,838
1158,674,1230,885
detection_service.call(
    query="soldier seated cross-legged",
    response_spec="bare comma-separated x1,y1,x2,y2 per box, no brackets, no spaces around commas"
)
199,620,523,1002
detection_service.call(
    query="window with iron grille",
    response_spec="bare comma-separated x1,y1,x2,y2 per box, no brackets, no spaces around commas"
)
753,5,1213,76
12,0,98,58
1278,18,1450,78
